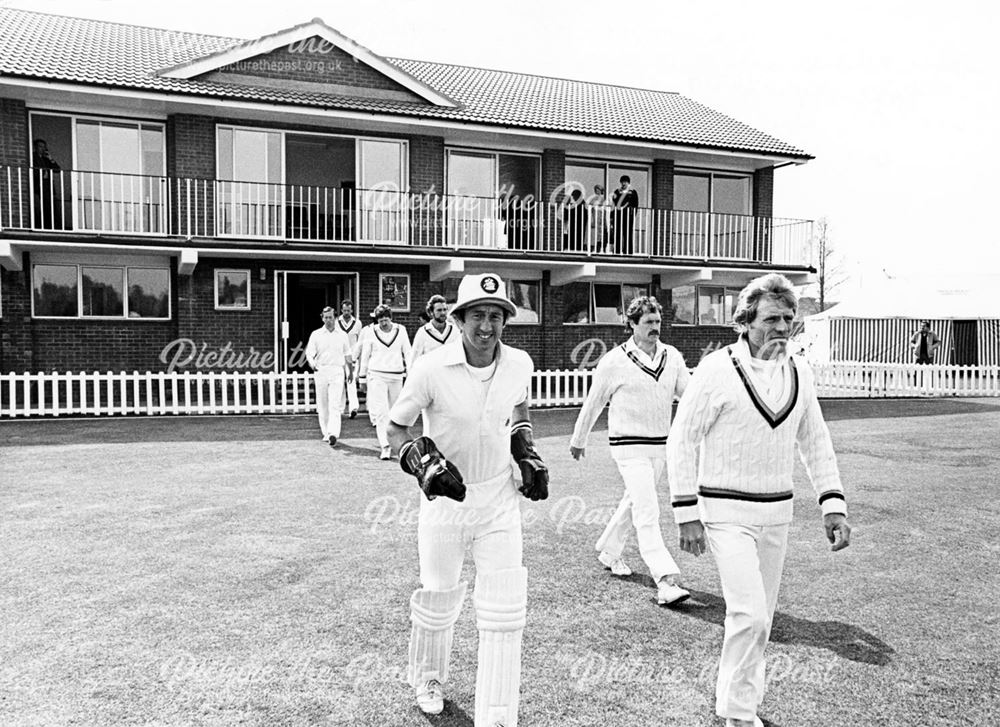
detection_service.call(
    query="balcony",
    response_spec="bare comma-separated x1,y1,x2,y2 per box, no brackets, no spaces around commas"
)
1,167,814,268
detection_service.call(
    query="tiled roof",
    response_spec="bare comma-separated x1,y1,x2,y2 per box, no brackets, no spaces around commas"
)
0,8,810,159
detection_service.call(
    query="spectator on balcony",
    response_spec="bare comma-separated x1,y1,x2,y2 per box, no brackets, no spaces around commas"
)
700,309,719,325
32,138,62,229
910,320,941,365
611,175,639,255
591,184,609,251
563,188,588,252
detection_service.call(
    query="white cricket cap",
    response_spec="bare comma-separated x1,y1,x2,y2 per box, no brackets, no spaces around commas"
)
451,273,517,318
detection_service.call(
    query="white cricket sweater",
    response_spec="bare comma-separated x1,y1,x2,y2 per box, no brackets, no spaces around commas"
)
570,339,689,460
359,323,411,380
666,337,847,526
410,320,459,362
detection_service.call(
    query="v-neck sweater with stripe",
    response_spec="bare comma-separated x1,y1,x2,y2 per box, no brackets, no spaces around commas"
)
570,339,690,460
359,324,411,380
666,338,847,526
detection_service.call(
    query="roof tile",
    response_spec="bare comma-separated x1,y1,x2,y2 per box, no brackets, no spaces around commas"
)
0,8,809,158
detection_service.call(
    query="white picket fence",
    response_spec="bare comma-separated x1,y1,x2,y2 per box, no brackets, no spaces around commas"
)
1,364,999,418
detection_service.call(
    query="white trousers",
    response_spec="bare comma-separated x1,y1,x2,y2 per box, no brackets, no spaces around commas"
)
595,456,680,582
343,375,359,414
314,367,345,440
418,470,523,591
705,522,790,721
366,375,403,449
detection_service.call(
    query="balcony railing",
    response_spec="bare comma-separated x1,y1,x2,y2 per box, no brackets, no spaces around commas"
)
1,167,814,267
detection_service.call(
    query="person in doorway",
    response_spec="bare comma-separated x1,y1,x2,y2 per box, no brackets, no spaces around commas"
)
358,305,411,459
410,294,458,363
666,273,851,727
610,175,639,255
337,299,362,418
32,138,62,229
386,272,547,725
570,295,691,606
305,306,354,447
910,320,941,364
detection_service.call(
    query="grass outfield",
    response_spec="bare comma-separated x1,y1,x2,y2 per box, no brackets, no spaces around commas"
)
2,399,999,726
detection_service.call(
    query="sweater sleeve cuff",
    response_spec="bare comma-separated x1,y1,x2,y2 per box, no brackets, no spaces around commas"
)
671,499,700,525
819,491,847,517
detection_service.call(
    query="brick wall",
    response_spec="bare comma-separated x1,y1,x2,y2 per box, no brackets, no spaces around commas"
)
0,264,34,371
541,149,565,205
211,39,421,99
409,136,444,195
0,97,28,167
753,166,774,218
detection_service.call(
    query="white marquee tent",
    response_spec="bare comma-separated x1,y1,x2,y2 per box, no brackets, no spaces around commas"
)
799,276,1000,365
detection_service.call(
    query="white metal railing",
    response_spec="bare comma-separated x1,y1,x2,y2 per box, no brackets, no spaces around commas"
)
670,211,813,264
3,364,998,419
1,166,813,265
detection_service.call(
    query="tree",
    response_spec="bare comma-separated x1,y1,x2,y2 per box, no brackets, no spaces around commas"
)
814,217,849,311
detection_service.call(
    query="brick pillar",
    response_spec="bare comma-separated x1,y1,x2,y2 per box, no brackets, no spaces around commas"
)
652,158,674,256
753,166,774,261
0,260,34,372
541,149,565,251
0,98,29,229
408,135,445,247
167,114,216,237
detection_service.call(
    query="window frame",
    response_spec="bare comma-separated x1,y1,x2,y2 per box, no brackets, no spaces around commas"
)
669,283,742,326
378,273,411,312
31,262,171,320
504,279,542,326
214,268,252,311
562,282,652,326
673,167,754,215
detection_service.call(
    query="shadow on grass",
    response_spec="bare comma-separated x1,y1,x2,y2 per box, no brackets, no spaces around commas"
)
423,701,474,726
672,589,895,667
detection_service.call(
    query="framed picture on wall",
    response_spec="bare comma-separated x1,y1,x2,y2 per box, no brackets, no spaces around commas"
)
379,273,410,312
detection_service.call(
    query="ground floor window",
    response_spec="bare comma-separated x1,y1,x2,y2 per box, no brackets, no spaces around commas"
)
670,284,740,325
563,282,650,325
32,263,170,319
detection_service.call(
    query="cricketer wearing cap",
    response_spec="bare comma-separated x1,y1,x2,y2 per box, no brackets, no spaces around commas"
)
387,273,548,727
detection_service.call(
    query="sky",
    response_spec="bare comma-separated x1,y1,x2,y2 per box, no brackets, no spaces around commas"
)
6,0,998,297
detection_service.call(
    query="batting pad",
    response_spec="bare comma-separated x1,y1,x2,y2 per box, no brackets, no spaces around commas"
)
407,581,467,687
474,566,528,727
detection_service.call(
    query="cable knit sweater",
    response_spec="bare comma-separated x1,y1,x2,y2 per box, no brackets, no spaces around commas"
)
666,337,847,526
570,339,689,460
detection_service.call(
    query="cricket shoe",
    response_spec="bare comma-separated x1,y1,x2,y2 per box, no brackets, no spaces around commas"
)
380,446,392,460
657,577,690,606
328,436,337,447
597,551,632,576
725,718,763,727
415,679,444,715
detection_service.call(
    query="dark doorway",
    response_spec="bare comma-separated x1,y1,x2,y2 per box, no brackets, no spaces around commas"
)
281,272,356,372
285,135,355,241
953,320,978,366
